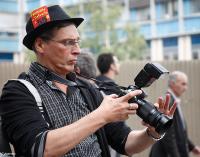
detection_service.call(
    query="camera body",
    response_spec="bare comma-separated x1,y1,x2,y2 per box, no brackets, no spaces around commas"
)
119,63,173,134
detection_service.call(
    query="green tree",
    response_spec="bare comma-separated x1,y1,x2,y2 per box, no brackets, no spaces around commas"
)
24,49,36,63
112,23,147,60
26,1,147,62
66,1,147,60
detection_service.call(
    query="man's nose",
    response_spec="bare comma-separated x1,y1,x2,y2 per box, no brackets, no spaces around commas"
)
72,44,81,54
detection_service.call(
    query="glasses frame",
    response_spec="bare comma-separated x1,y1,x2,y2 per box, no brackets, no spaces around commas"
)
41,36,81,48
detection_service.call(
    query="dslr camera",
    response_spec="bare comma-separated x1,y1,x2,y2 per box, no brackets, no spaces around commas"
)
99,63,173,134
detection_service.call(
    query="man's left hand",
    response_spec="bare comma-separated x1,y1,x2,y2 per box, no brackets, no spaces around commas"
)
143,94,177,138
192,146,200,156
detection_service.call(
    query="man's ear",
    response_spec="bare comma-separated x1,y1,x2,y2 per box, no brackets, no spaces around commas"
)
169,80,176,88
74,66,80,74
110,63,115,71
34,38,46,54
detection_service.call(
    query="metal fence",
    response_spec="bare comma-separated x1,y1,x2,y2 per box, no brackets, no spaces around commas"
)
0,61,200,157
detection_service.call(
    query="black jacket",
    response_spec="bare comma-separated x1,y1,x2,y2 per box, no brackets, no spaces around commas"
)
149,92,194,157
96,75,122,95
77,78,131,157
0,73,131,157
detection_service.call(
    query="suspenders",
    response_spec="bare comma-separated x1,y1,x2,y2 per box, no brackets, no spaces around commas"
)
0,79,46,155
10,79,43,113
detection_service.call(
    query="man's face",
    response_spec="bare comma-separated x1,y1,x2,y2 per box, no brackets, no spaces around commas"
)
172,75,188,97
38,24,81,75
112,56,120,75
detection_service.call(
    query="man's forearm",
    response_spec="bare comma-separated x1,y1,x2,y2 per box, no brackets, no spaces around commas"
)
43,90,142,157
44,109,106,157
125,128,156,155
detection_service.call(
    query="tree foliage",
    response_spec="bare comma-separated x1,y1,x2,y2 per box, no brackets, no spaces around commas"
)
24,49,36,63
25,1,147,62
66,1,147,60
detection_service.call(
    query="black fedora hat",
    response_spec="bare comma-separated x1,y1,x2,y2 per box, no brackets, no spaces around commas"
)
23,5,84,50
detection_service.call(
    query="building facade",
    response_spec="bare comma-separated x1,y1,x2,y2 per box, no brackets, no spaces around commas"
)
0,0,25,63
0,0,199,62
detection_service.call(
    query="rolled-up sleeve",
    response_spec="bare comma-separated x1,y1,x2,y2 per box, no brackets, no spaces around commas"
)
105,121,131,155
0,81,49,156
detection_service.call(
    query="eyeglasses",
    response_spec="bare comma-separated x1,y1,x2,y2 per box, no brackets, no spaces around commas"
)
43,37,81,48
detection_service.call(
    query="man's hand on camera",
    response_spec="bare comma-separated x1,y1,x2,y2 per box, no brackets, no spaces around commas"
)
142,94,177,138
97,90,142,123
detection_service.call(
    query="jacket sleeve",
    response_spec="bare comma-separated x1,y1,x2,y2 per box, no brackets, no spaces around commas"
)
77,78,132,155
159,114,181,157
104,122,131,155
188,138,195,151
155,93,180,157
0,81,49,156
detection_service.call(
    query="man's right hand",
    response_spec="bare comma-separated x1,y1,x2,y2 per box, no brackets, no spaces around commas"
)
96,90,142,123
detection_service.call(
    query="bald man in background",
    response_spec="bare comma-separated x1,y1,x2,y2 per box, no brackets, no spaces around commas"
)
150,71,200,157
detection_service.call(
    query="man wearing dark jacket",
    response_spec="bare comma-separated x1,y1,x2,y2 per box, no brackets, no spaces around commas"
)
150,71,200,157
96,53,122,157
0,5,176,157
96,53,121,95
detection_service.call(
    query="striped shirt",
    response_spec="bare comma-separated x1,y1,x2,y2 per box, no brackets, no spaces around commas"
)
27,62,102,157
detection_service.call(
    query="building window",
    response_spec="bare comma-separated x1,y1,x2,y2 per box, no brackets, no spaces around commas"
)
190,0,200,14
0,0,18,13
134,7,150,21
0,53,13,61
193,51,200,59
156,0,178,20
140,40,151,60
0,32,18,39
163,37,178,60
192,34,200,60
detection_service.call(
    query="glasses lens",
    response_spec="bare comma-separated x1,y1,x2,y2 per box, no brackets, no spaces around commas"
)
65,39,80,46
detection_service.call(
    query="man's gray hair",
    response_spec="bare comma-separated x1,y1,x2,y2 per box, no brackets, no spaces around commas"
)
76,51,97,78
168,71,187,87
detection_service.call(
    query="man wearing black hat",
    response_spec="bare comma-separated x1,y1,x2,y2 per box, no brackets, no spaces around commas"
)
0,5,176,157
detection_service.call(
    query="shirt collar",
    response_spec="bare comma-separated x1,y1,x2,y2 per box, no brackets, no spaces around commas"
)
28,62,77,86
168,88,181,104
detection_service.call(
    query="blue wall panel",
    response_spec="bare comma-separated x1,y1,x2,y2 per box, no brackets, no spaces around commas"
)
45,0,59,6
27,0,40,12
184,17,200,33
130,9,136,21
63,0,79,6
0,39,18,52
155,3,165,20
156,20,178,36
0,0,18,13
184,0,191,16
139,24,151,38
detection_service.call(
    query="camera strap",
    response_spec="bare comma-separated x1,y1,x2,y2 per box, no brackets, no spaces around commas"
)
45,71,125,93
46,71,78,87
76,73,126,93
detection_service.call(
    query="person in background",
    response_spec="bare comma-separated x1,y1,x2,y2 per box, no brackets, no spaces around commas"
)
150,71,200,157
0,5,176,157
96,53,121,95
96,53,122,157
74,51,97,84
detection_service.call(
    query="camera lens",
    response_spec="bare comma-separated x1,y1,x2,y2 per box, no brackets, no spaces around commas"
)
154,114,173,134
133,99,173,134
